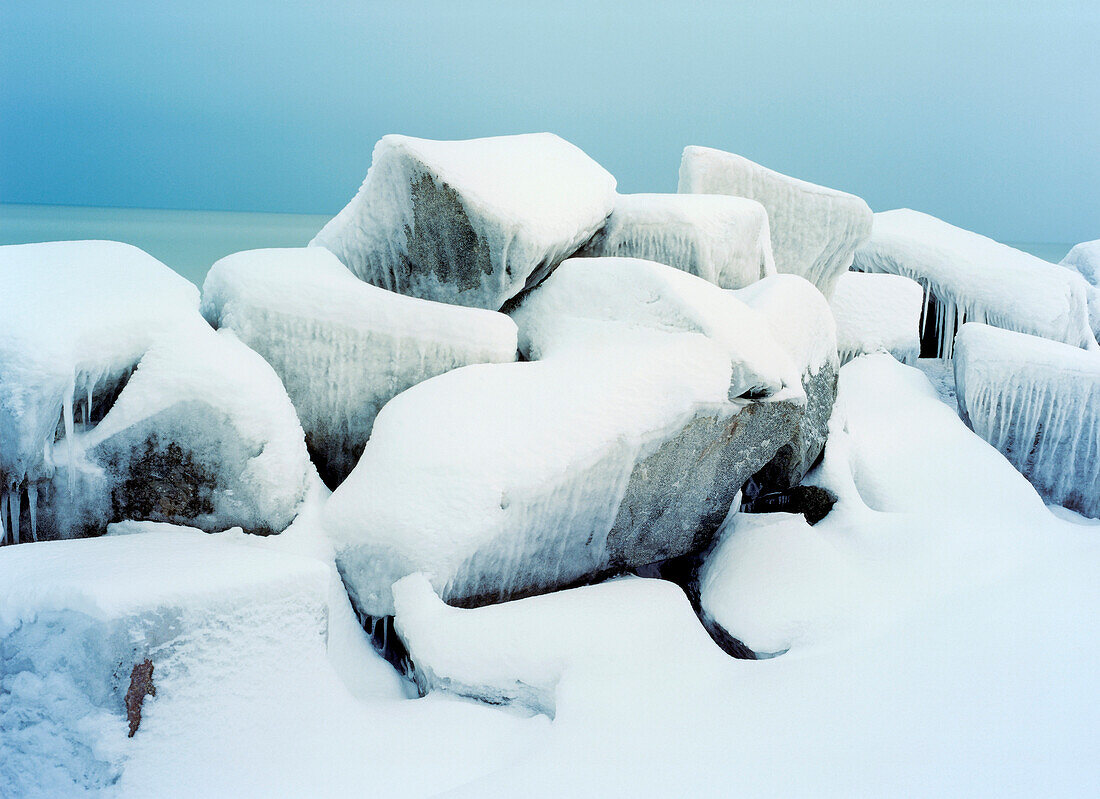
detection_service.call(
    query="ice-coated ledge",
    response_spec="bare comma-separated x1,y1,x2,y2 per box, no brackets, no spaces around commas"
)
678,145,872,297
954,323,1100,518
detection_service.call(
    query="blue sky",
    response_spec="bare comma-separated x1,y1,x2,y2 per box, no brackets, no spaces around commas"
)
2,1,1097,242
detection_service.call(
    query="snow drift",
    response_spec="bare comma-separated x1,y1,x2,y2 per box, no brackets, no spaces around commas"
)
311,133,617,310
202,247,518,487
852,209,1098,358
678,145,872,296
577,193,775,289
954,323,1100,518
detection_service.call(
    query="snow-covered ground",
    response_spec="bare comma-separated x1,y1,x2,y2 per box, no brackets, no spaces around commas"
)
5,353,1096,797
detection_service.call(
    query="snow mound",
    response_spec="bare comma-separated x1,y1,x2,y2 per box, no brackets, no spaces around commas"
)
202,247,518,486
311,133,617,310
1061,239,1100,286
34,325,314,540
512,256,812,400
954,323,1100,518
325,319,801,616
577,193,775,289
0,241,201,539
830,270,923,364
0,529,330,797
678,145,871,296
852,209,1098,358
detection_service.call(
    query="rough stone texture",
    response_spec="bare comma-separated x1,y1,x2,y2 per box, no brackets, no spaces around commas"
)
741,485,838,526
125,659,156,737
751,361,838,494
311,133,617,310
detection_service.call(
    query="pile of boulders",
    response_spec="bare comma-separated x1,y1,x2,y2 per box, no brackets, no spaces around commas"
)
3,131,1097,671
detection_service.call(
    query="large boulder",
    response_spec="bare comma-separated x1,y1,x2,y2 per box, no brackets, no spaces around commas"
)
678,146,872,297
954,323,1100,518
324,258,811,617
829,270,923,365
29,325,315,541
853,209,1098,358
577,193,775,289
202,247,518,487
0,241,201,543
311,133,617,310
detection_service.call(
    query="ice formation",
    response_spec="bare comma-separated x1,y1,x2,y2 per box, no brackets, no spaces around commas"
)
325,260,809,616
0,241,201,544
311,133,617,310
202,247,518,486
1060,240,1100,340
954,323,1100,518
677,145,872,296
852,209,1098,358
34,325,314,539
576,193,775,289
829,270,923,364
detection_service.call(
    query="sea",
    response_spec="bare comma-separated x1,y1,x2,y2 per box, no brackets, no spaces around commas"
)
0,203,1076,286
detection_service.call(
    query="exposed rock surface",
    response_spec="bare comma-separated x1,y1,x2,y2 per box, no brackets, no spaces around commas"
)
311,133,617,310
202,247,518,487
678,146,872,296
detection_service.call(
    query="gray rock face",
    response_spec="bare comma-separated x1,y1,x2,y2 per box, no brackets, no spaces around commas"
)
311,133,617,310
201,247,518,488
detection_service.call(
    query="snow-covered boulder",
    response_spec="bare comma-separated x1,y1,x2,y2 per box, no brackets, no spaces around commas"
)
0,529,330,795
1061,240,1100,286
954,323,1100,518
311,133,617,310
325,263,807,616
202,248,518,487
576,193,775,289
733,274,839,491
829,270,923,365
0,241,203,543
853,209,1098,358
677,146,872,296
1060,240,1100,341
32,325,314,541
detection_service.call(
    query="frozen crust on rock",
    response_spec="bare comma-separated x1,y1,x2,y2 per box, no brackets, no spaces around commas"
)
678,145,872,296
311,133,617,310
954,323,1100,518
577,193,775,289
853,209,1098,358
202,247,518,487
830,270,923,365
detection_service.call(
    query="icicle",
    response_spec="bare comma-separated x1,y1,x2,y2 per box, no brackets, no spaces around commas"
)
63,377,76,493
9,488,21,545
27,483,38,542
87,381,95,429
0,491,7,545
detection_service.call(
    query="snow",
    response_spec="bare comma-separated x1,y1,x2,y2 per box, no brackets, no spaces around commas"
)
311,133,617,310
829,270,923,364
954,323,1100,518
38,324,315,539
577,193,775,289
512,257,814,400
853,209,1098,358
202,247,518,486
0,241,200,539
1061,239,1100,285
678,145,872,296
390,354,1098,797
